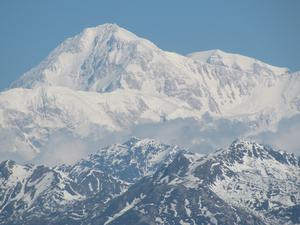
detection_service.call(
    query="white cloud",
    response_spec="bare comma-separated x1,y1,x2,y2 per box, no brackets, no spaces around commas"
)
36,132,89,166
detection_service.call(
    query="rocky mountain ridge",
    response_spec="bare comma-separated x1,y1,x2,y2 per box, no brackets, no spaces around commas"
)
0,138,299,224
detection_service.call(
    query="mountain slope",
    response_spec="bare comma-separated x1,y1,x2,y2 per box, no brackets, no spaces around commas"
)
0,86,199,162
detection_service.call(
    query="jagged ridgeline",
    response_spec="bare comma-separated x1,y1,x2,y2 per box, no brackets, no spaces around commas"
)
0,138,299,224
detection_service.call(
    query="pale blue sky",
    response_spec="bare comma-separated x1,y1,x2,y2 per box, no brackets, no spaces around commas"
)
0,0,299,90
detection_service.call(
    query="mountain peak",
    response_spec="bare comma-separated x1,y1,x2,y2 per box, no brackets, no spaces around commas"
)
229,138,261,149
11,23,291,93
83,23,119,33
90,23,120,31
82,137,183,183
123,136,141,146
225,139,300,167
187,49,289,75
80,23,139,43
10,23,160,91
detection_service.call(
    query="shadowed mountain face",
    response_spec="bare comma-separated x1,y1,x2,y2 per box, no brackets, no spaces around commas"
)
1,138,299,225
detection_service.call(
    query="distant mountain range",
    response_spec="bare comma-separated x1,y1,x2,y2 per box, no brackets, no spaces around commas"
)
0,23,299,163
0,138,299,224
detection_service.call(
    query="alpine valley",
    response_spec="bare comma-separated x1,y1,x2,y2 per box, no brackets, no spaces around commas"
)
0,23,300,225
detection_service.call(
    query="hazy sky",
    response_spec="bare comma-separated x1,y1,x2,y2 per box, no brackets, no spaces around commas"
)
0,0,299,90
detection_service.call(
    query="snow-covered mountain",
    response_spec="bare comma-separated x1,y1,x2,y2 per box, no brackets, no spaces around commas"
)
0,138,183,224
1,23,300,162
1,138,299,225
10,24,298,117
91,139,300,225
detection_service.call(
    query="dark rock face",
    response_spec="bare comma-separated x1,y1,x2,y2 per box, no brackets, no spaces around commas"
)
0,138,299,225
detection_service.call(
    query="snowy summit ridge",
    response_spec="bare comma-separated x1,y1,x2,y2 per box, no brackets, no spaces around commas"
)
8,23,300,117
11,24,292,97
187,49,289,75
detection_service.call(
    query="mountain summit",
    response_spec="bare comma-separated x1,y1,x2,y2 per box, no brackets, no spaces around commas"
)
11,23,160,92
